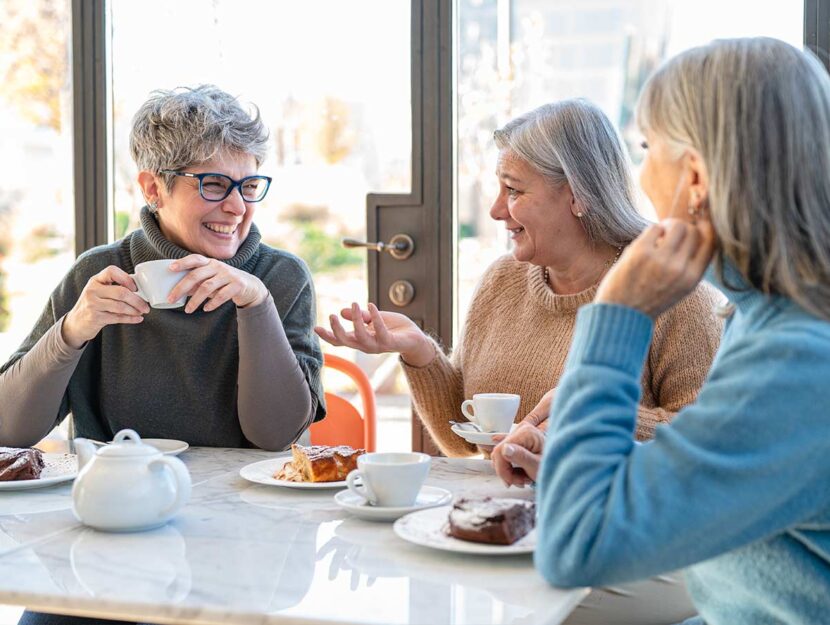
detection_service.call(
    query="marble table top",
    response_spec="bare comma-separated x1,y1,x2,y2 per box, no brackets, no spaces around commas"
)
0,446,587,625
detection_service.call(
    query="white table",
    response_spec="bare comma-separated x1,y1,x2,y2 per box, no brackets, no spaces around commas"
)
0,446,587,625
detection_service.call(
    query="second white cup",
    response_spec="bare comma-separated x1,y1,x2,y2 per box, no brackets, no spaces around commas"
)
346,452,431,508
460,393,520,433
131,260,189,309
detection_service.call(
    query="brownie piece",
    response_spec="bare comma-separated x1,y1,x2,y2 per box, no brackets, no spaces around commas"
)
0,447,45,481
447,497,535,545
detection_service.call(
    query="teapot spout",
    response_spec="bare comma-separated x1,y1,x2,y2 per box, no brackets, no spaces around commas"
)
74,438,96,470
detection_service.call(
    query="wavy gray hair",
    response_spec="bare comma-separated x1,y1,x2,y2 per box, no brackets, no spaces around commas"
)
494,99,649,248
637,37,830,320
129,85,269,190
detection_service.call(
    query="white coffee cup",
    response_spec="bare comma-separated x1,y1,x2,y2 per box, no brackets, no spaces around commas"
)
460,393,520,433
346,452,431,508
130,260,189,309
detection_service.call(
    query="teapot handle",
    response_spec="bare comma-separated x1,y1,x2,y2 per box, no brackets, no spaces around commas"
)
150,456,192,519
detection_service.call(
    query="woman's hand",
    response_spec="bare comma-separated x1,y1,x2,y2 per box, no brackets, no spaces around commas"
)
315,303,434,366
62,266,151,349
168,255,269,313
595,218,716,318
491,424,546,487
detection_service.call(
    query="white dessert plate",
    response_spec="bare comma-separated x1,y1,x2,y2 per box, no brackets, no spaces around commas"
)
0,453,78,491
450,423,518,446
335,486,452,522
93,438,189,456
393,504,536,555
239,457,348,490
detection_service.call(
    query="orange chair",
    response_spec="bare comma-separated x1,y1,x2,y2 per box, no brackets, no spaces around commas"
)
310,353,377,452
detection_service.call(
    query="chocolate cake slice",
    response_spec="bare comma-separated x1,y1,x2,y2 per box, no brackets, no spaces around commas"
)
447,497,535,545
0,447,45,481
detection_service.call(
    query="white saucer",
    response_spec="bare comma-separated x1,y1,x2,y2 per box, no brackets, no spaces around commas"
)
334,486,452,522
450,423,517,446
95,438,189,456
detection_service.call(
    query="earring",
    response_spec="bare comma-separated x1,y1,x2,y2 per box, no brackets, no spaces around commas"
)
688,192,701,220
576,211,584,218
148,200,159,213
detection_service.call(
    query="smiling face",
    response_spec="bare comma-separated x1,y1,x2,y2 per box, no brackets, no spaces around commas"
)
489,149,587,267
144,151,259,259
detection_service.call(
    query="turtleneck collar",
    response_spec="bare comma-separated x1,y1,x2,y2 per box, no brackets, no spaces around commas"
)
129,206,261,271
704,256,771,312
527,263,599,313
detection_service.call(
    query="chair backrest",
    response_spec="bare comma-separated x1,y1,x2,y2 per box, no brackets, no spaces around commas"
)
309,353,377,452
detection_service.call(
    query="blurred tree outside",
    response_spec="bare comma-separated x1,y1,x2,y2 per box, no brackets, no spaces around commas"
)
0,0,69,132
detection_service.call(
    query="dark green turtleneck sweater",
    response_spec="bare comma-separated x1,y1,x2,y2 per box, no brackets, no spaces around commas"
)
0,208,325,450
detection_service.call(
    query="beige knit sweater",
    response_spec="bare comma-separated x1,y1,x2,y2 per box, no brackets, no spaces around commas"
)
402,255,723,456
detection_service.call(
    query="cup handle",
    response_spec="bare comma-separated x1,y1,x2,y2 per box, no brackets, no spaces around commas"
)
129,274,149,303
461,399,478,425
346,469,377,505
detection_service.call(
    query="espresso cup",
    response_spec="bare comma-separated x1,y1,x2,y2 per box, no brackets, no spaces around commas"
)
346,452,431,508
130,260,189,309
460,393,520,433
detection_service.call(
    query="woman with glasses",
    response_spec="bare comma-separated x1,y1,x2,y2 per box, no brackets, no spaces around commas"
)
0,85,325,461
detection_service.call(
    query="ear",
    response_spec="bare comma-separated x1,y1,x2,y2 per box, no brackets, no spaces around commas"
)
137,171,164,207
685,148,710,209
564,183,582,218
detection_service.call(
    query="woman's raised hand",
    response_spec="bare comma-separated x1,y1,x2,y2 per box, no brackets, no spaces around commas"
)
62,266,151,349
595,217,716,318
167,255,269,313
315,303,435,366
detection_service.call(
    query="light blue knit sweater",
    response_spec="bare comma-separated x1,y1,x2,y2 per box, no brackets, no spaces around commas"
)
536,265,830,625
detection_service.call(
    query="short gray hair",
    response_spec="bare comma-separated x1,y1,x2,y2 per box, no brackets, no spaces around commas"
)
129,85,269,190
637,38,830,320
494,99,648,248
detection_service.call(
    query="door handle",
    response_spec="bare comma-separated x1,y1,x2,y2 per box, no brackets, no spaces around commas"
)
342,233,415,260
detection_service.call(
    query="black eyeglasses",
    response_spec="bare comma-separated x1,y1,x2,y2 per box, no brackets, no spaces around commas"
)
161,170,272,203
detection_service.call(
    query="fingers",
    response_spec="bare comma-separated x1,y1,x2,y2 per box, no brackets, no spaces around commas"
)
314,325,341,346
168,264,216,303
340,307,372,324
94,265,138,291
202,283,236,313
350,303,373,344
499,442,541,483
367,303,393,346
168,255,210,271
328,314,360,349
96,284,150,315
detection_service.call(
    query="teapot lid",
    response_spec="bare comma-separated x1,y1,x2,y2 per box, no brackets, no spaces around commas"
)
97,429,160,457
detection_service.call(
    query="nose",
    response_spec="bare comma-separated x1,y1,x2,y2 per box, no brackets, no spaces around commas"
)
221,187,247,215
489,189,508,221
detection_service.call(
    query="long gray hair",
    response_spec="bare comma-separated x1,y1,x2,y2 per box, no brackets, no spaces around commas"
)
129,85,269,191
637,37,830,320
494,99,648,248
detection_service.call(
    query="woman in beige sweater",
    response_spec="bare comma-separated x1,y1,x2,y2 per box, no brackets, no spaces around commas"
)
316,99,722,457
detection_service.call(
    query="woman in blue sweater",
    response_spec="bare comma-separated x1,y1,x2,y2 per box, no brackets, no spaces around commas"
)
492,38,830,624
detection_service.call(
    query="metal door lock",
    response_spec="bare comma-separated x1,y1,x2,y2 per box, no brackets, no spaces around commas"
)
342,233,415,260
389,280,415,307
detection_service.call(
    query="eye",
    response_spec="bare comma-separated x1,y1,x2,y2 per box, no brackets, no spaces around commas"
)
640,141,649,150
506,186,519,198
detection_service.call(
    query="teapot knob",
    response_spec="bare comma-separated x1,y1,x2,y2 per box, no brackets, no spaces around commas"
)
112,429,142,444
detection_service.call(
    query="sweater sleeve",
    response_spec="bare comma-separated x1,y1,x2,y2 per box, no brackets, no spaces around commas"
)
634,283,723,439
236,292,315,451
0,316,86,447
535,303,830,588
401,342,476,457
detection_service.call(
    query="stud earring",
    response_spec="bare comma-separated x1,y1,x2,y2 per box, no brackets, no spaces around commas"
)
576,211,584,218
149,200,159,213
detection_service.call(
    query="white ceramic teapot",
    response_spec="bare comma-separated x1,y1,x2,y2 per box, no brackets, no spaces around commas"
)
72,429,191,532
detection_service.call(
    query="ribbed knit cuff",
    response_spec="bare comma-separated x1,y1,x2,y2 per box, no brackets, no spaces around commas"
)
565,303,653,378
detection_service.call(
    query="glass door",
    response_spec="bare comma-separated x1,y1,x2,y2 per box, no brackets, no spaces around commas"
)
455,0,805,326
109,0,414,451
